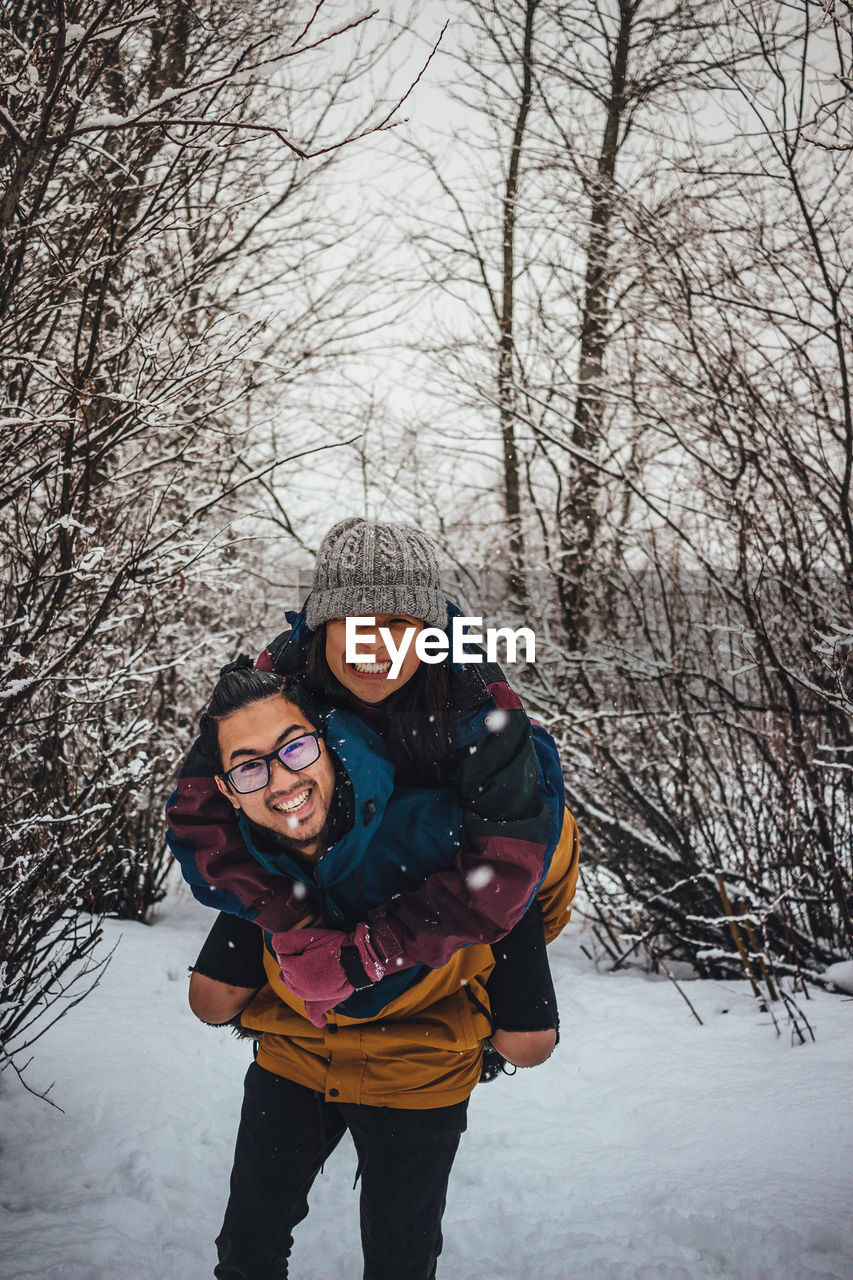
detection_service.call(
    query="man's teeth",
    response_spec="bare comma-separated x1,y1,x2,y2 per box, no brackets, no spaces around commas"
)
275,788,310,813
352,661,392,673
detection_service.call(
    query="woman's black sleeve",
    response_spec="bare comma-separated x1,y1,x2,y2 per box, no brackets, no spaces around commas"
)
190,911,268,989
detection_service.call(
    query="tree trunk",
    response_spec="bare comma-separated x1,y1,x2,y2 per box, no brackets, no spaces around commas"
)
559,0,635,647
499,0,539,611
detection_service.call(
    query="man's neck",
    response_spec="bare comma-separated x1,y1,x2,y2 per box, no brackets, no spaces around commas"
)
247,817,329,866
288,835,328,867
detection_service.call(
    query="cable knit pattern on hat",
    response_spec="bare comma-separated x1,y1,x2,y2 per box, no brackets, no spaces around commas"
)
305,518,447,629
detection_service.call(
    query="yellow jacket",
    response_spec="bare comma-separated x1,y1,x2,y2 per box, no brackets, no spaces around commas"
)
239,808,579,1108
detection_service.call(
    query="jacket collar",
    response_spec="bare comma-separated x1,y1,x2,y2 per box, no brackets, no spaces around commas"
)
322,707,395,841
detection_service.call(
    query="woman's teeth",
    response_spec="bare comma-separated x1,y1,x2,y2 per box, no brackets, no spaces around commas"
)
352,661,392,674
275,787,311,814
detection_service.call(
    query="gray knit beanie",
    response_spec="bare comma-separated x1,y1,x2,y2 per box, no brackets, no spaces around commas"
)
305,517,446,630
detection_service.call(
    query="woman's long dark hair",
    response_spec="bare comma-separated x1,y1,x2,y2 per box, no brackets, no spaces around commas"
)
304,626,450,785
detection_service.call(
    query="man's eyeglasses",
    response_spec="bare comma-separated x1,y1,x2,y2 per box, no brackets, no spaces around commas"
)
220,732,323,795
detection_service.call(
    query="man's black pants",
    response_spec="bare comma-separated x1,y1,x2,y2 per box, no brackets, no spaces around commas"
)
214,1063,468,1280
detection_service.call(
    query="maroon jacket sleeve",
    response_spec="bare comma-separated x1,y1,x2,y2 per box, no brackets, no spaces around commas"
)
365,674,554,970
165,753,319,931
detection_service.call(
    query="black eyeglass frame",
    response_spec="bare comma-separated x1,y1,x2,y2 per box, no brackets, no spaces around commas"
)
219,731,324,795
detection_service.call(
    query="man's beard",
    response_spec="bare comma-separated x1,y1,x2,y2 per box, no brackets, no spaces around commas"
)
249,762,350,859
251,808,330,856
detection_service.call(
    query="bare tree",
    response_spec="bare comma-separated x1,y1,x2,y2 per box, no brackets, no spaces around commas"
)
0,0,428,1087
397,1,748,637
382,0,850,1010
523,0,852,1008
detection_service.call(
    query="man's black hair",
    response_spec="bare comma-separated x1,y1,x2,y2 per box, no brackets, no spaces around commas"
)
200,655,326,772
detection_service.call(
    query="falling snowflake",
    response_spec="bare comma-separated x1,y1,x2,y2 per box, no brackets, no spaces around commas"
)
467,867,494,890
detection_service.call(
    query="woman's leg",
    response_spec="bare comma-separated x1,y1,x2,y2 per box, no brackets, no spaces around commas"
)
189,911,267,1025
485,901,559,1068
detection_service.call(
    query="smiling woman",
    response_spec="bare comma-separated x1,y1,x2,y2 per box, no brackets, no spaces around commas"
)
325,613,425,703
300,519,451,777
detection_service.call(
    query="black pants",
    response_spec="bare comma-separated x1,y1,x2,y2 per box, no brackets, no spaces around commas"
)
214,1064,468,1280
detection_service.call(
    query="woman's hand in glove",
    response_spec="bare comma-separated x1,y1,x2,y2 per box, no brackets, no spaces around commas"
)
271,923,386,1027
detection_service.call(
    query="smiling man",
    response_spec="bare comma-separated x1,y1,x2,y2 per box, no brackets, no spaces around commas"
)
188,659,478,1280
178,658,578,1280
213,692,335,858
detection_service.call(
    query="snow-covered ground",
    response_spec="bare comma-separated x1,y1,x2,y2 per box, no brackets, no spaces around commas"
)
1,885,851,1280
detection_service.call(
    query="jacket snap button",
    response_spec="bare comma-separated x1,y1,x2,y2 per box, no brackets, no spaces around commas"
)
327,1025,338,1035
329,1087,340,1097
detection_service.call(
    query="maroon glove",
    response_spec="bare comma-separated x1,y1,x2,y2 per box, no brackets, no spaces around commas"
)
271,923,386,1027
